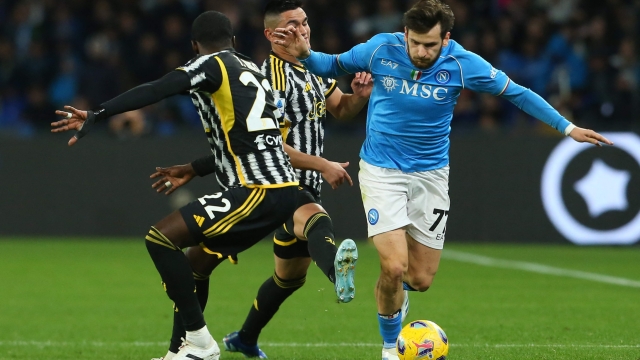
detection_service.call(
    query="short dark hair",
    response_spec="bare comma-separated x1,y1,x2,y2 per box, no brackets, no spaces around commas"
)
403,0,455,38
263,0,303,18
191,11,233,48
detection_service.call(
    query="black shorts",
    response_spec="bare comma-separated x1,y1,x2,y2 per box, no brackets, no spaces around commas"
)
273,185,321,259
180,185,297,260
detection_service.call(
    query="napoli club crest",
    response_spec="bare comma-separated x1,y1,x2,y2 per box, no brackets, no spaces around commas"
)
435,70,450,84
368,209,379,225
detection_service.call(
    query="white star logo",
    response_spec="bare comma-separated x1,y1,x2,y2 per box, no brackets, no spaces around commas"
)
574,159,631,217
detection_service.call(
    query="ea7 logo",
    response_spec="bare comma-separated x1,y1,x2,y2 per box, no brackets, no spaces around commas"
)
381,59,398,69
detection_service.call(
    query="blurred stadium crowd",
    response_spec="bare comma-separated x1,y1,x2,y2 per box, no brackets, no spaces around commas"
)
0,0,638,138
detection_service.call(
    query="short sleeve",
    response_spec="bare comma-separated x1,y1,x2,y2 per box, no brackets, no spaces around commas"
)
320,77,337,97
457,51,511,96
176,54,223,93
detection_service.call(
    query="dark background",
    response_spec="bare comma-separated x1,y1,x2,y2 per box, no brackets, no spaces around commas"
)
1,0,639,244
4,131,638,244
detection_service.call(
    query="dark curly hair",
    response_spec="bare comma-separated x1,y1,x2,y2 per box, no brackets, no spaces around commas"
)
403,0,455,38
191,11,233,48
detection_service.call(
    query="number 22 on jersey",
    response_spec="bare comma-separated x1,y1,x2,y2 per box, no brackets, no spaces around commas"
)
239,71,279,132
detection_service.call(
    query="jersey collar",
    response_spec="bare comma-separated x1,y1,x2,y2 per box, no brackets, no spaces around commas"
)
270,51,306,72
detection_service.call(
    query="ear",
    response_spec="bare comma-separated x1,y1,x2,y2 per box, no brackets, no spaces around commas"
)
442,32,451,47
264,28,272,41
191,40,199,55
404,27,409,42
232,36,236,48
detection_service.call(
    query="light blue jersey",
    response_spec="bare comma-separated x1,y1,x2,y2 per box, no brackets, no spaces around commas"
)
300,33,572,172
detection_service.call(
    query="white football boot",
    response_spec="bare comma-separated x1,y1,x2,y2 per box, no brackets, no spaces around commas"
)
400,290,409,322
173,336,220,360
150,351,176,360
382,347,400,360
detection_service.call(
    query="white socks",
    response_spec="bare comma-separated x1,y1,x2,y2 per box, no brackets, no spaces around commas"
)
186,325,213,348
163,350,176,360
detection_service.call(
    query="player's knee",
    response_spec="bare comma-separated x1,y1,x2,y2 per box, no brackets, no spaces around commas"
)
192,269,210,281
145,226,179,252
380,263,407,283
301,212,332,239
275,257,310,280
273,272,306,291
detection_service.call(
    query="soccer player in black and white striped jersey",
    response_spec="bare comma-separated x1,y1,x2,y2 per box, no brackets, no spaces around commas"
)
52,11,300,360
231,0,372,357
147,1,373,359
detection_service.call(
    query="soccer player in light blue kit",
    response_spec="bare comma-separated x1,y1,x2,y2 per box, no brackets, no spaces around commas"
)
274,1,612,359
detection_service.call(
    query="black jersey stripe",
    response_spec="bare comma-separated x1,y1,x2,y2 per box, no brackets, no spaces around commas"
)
277,58,286,90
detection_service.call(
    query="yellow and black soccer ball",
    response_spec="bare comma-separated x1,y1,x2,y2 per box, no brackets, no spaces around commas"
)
396,320,449,360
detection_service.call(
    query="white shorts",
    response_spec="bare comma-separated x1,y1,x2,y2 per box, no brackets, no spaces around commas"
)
359,160,450,250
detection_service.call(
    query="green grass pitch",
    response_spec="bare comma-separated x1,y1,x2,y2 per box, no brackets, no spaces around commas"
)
0,239,639,359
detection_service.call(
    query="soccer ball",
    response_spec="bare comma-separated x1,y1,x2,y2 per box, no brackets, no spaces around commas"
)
396,320,449,360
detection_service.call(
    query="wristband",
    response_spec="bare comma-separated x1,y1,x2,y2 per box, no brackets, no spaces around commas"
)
564,123,576,136
93,107,107,123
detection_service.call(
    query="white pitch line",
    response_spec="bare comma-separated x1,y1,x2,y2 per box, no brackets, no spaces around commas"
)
0,341,638,349
442,250,640,288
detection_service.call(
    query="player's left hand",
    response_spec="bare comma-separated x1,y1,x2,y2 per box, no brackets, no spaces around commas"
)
273,25,310,59
351,72,373,98
150,164,196,195
51,106,92,146
320,161,353,190
568,127,613,147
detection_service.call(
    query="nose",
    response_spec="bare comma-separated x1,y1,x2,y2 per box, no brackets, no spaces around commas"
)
417,46,428,58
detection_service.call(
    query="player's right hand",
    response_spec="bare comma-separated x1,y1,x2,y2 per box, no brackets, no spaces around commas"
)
321,161,353,190
568,127,613,146
51,106,90,146
273,25,310,59
150,164,197,195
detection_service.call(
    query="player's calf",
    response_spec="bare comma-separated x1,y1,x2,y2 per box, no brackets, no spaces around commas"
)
236,273,305,348
303,212,340,282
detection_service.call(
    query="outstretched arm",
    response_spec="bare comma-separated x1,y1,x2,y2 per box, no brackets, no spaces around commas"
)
273,25,375,77
52,70,191,146
501,81,612,146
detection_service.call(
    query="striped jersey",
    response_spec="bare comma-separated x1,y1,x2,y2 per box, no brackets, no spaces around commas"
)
261,52,337,196
177,50,297,190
